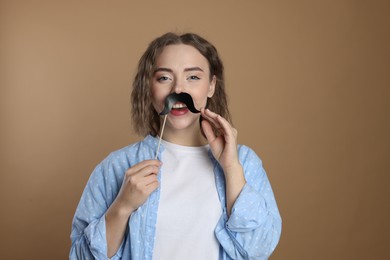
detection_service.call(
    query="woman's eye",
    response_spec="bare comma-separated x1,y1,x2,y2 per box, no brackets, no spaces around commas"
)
188,75,200,80
157,76,170,82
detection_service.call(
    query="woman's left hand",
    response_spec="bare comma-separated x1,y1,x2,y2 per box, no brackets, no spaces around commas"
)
201,108,240,171
201,108,246,215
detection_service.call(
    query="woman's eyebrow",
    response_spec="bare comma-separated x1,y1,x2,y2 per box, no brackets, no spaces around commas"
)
184,67,204,72
154,67,204,74
154,67,172,73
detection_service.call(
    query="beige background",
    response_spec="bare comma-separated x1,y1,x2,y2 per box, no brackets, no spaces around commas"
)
1,0,389,259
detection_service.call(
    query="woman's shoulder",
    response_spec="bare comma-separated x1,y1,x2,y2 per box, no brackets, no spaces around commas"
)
237,144,258,156
104,135,158,162
237,144,263,165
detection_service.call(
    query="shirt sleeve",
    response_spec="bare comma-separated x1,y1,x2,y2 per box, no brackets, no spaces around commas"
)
215,146,282,260
69,158,125,260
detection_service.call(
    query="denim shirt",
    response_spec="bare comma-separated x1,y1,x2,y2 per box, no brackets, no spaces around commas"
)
70,135,281,260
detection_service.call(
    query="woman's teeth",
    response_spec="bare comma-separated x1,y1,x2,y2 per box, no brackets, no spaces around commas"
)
172,103,187,109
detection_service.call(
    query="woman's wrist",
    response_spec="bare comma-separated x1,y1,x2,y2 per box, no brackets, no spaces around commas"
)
223,161,244,178
106,200,133,222
223,163,246,215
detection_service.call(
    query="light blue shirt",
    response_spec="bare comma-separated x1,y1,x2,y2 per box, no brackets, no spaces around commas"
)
70,135,281,260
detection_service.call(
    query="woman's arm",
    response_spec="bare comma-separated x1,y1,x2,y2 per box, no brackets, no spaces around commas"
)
201,108,281,259
70,163,113,260
105,159,161,257
70,157,161,259
216,146,282,260
223,163,246,216
201,108,246,214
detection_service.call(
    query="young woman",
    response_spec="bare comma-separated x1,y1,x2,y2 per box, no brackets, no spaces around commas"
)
70,32,281,260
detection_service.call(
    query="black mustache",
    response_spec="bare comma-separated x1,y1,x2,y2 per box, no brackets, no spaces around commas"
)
159,92,201,115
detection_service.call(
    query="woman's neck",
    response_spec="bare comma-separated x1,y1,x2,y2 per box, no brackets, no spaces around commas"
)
162,127,207,147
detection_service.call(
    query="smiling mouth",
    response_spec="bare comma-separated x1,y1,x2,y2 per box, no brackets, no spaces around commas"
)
172,103,187,110
159,92,200,115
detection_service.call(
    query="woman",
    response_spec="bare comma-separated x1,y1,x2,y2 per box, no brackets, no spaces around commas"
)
70,32,281,260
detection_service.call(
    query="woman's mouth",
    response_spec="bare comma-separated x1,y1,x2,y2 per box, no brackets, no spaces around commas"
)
172,103,187,110
159,92,200,115
170,102,189,115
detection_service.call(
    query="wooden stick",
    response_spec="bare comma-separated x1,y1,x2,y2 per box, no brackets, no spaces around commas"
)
155,115,167,159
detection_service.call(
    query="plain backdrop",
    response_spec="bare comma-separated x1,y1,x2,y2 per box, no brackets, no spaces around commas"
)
1,0,389,259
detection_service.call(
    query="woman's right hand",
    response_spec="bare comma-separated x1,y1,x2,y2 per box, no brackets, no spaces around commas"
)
106,159,161,257
112,159,161,216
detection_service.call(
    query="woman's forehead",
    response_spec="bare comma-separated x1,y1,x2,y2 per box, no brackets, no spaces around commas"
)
155,44,209,71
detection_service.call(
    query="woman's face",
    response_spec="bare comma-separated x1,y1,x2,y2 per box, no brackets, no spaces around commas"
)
151,44,215,134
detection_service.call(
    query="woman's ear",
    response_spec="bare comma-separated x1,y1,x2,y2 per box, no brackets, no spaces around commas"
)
208,75,216,98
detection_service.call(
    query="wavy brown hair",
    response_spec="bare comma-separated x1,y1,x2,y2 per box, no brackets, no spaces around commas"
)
131,32,231,137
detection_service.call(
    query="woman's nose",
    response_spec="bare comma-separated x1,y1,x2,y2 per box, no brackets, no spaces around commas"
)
172,80,183,93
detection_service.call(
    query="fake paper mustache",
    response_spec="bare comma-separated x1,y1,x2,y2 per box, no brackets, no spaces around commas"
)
159,92,201,115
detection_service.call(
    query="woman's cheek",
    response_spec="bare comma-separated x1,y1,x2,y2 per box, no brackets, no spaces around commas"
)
195,97,208,110
151,97,164,114
153,99,164,113
151,89,165,112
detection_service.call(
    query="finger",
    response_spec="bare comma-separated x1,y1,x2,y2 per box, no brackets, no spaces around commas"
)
201,109,222,130
215,113,235,138
137,164,160,177
127,163,160,179
203,108,222,119
141,174,159,186
203,108,234,135
126,160,161,176
145,181,160,195
205,108,234,131
128,173,158,192
201,119,217,143
202,108,220,124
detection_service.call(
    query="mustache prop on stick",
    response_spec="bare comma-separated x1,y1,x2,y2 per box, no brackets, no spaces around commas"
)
159,92,200,115
155,92,200,159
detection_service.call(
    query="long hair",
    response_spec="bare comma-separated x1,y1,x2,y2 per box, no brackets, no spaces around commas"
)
131,32,231,137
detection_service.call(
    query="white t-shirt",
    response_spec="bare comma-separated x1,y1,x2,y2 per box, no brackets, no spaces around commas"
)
153,140,222,260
